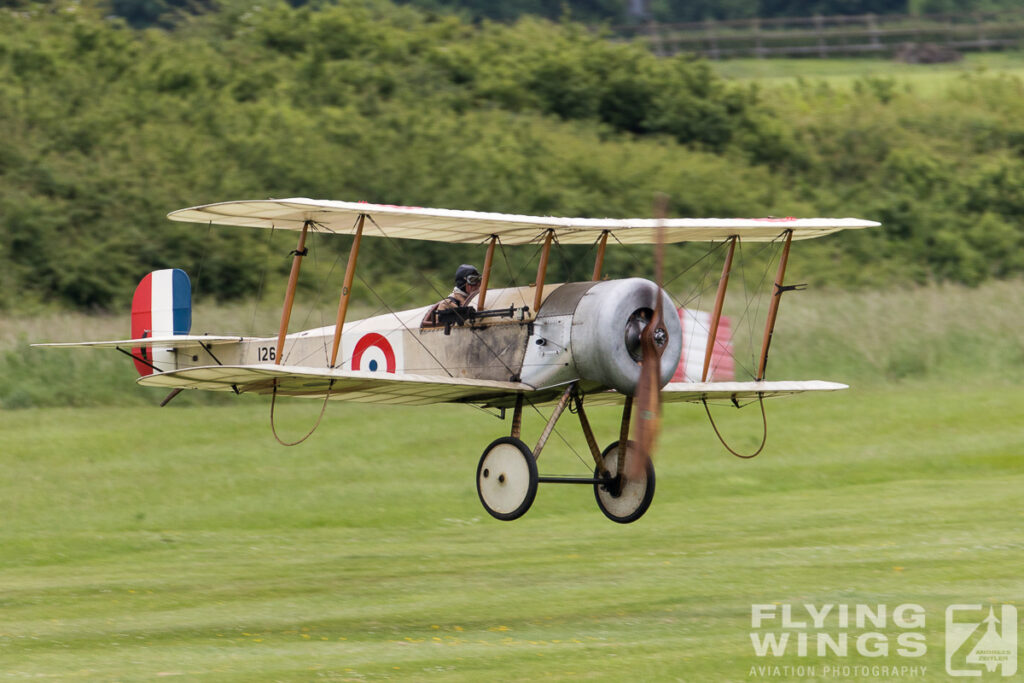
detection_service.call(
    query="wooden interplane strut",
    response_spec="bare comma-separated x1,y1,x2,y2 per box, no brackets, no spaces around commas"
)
702,236,738,382
757,230,794,381
330,214,365,367
533,229,554,314
477,235,497,310
592,230,609,281
275,221,310,365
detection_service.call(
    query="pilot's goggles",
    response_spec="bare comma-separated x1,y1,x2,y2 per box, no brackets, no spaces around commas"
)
465,274,481,285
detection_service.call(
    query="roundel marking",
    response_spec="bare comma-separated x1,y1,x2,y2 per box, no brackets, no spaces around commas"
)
351,333,397,373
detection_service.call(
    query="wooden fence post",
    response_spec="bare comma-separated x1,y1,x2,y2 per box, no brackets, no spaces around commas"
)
705,18,719,59
814,14,826,58
647,19,664,57
868,13,881,53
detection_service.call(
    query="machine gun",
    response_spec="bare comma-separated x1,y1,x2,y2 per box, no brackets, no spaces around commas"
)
435,305,528,334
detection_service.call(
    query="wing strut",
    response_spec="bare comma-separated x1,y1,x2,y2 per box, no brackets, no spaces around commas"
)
532,229,554,314
476,235,498,310
330,214,365,367
756,230,794,381
592,230,610,281
702,236,737,382
275,221,311,365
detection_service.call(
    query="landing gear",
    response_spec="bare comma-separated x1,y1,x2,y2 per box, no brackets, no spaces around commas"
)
474,387,656,523
476,437,538,521
593,440,655,524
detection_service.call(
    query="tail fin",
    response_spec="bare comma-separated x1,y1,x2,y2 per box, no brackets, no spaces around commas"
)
131,269,191,376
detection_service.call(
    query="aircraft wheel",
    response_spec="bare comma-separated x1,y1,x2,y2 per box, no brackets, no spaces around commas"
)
477,437,538,521
593,440,655,524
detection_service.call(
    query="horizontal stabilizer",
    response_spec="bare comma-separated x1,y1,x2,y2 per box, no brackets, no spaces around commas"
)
32,335,247,350
137,364,535,406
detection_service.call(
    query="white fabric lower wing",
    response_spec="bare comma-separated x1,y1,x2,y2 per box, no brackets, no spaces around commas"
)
137,364,534,406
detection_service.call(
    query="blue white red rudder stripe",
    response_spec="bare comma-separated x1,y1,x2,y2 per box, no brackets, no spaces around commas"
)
131,269,191,376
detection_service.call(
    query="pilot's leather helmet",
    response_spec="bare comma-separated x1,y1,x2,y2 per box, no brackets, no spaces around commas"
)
455,264,481,289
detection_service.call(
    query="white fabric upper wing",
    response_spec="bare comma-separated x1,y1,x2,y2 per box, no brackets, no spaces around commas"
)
168,198,879,245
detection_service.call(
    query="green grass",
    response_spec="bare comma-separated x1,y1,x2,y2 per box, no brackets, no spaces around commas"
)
710,50,1024,95
3,281,1022,678
1,378,1022,680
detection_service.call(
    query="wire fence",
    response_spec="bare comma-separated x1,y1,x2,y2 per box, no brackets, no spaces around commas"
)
606,10,1024,60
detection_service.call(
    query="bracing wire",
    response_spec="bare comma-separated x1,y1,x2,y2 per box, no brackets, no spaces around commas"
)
737,234,785,379
609,231,725,311
255,212,787,459
695,232,800,458
664,240,729,291
523,393,595,472
550,232,587,284
363,215,522,380
354,269,454,378
500,235,548,290
677,234,785,381
250,224,276,336
191,221,213,305
292,225,347,367
357,283,452,377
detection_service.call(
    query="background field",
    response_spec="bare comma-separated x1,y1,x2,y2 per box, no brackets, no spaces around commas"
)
2,281,1023,680
1,381,1021,680
710,50,1024,92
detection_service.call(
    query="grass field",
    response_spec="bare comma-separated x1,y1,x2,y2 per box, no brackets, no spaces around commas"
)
3,282,1023,680
1,377,1022,680
710,50,1024,95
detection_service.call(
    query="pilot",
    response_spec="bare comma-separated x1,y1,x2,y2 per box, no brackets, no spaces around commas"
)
421,264,481,328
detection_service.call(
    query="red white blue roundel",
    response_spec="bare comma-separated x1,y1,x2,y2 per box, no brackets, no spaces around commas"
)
351,332,397,373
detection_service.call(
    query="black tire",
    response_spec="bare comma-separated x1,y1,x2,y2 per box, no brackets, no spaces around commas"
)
593,440,655,524
477,437,538,521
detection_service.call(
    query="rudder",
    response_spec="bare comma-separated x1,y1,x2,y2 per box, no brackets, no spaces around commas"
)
131,269,191,376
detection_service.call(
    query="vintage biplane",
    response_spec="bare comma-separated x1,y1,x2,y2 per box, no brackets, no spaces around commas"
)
35,199,879,523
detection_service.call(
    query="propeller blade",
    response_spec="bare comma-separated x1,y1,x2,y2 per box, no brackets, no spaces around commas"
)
631,318,663,474
628,195,669,479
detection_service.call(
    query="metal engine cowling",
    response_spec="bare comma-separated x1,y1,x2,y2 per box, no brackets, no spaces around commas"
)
525,278,682,395
570,278,681,394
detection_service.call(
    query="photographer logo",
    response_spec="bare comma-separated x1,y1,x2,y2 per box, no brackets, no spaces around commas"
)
946,605,1017,677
